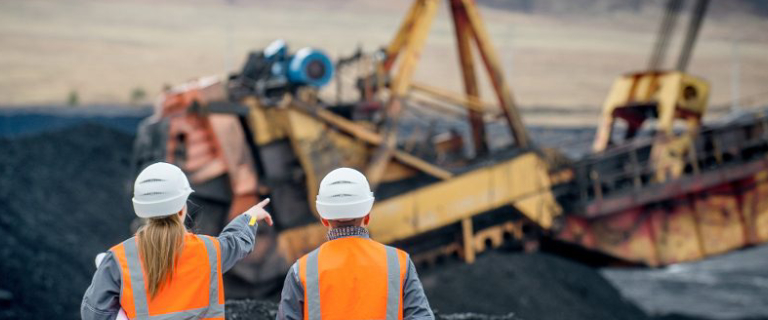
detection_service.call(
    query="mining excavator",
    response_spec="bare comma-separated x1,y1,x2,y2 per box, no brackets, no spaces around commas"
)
132,0,768,296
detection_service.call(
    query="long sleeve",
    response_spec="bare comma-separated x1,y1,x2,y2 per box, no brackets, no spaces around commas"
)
403,257,435,320
217,213,259,273
81,252,121,320
277,262,304,320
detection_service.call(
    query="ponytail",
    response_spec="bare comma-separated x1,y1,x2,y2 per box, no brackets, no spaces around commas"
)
137,212,185,299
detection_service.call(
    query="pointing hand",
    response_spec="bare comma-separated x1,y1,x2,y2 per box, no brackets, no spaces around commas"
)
245,198,273,226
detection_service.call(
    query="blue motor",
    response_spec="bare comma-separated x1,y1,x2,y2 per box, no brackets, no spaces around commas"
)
287,48,333,87
230,39,335,103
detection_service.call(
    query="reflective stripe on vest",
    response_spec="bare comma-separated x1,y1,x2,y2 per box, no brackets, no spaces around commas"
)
116,234,224,320
302,239,406,320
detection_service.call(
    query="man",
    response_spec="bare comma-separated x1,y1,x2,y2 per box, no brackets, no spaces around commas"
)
277,168,434,320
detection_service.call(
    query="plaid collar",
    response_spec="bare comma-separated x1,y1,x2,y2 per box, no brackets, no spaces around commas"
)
327,226,370,241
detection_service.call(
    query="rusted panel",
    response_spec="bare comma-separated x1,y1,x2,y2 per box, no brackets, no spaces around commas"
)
692,185,747,256
739,171,768,243
590,209,660,266
560,174,768,266
557,216,598,249
648,200,704,265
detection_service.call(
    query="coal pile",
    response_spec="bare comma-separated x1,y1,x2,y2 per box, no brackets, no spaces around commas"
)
225,299,524,320
0,124,136,319
419,251,649,320
226,300,279,320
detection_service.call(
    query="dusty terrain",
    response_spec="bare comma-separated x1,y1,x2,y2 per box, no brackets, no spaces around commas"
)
1,0,767,125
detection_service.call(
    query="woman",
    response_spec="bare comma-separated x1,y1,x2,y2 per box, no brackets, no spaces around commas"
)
81,162,273,320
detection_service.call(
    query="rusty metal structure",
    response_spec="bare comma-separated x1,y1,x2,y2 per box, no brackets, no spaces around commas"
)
132,0,768,294
551,0,768,266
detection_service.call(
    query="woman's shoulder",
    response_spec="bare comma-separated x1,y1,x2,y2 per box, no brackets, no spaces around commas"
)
108,236,137,252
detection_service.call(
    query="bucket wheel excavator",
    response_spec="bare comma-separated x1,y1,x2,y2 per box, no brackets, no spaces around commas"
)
132,0,768,297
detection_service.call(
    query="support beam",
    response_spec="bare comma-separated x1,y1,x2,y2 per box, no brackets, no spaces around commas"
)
367,0,441,188
451,0,488,156
676,0,710,72
461,218,476,263
384,0,424,72
461,0,529,148
411,82,495,113
292,101,453,180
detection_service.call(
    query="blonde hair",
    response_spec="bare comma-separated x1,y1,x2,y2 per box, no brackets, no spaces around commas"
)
137,212,185,299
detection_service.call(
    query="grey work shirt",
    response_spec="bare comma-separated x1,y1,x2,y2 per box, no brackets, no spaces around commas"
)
276,233,435,320
81,214,258,320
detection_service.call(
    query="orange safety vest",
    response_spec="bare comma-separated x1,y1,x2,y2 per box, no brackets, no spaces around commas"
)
110,233,225,320
298,237,408,320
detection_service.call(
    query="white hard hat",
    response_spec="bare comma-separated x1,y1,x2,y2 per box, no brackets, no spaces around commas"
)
132,162,194,218
315,168,375,220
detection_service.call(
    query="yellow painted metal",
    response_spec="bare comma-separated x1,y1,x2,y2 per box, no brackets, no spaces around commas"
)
366,0,441,187
693,189,746,256
389,0,440,97
276,223,328,263
281,107,371,216
274,102,451,217
592,71,710,152
461,218,476,263
287,101,453,181
384,0,424,71
244,97,288,145
743,170,768,243
648,203,705,265
590,209,661,266
235,0,555,266
369,152,562,243
411,82,493,113
370,0,534,186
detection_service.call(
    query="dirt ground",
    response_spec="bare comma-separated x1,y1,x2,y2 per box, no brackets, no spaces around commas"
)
1,0,767,124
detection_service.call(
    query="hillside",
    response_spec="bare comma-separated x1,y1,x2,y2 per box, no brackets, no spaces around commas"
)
1,0,767,126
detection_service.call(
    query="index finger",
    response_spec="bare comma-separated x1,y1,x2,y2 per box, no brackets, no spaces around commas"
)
255,198,271,209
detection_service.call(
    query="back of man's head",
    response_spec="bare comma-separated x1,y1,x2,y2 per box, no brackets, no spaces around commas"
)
315,168,375,221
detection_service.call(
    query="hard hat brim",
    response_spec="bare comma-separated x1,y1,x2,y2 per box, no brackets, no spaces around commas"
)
132,190,193,219
316,197,374,220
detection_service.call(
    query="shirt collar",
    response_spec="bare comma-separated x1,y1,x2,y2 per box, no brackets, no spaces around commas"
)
327,226,370,241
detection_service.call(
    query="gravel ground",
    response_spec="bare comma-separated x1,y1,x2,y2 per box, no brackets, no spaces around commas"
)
602,244,768,320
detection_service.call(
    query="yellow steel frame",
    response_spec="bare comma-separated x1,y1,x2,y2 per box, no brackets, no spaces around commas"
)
243,1,554,264
366,0,530,188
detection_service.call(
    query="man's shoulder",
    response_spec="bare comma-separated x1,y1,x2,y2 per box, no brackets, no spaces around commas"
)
381,243,410,259
289,260,301,282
